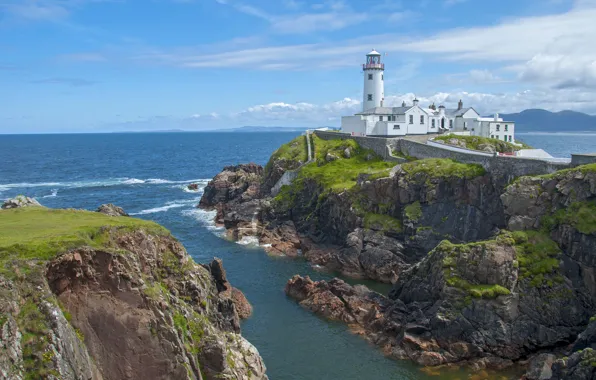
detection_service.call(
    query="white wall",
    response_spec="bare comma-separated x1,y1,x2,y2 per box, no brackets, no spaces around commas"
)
341,116,366,136
386,123,406,136
363,69,384,111
488,121,515,143
405,107,428,134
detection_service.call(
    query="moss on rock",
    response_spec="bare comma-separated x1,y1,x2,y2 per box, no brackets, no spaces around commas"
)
401,158,485,181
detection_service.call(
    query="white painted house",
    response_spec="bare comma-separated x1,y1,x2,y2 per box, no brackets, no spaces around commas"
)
341,50,516,142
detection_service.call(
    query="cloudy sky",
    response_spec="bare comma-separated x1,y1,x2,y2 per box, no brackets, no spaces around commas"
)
1,0,596,133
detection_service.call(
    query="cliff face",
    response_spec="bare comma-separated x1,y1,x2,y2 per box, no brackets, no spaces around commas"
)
0,206,267,380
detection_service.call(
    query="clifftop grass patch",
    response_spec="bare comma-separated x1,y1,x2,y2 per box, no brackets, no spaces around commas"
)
264,135,308,176
0,207,169,267
298,135,395,191
434,134,524,153
401,158,485,180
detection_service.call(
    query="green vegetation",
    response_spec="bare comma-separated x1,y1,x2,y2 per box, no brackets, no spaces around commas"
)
391,149,417,161
173,311,206,355
144,281,170,301
363,213,402,233
530,163,596,181
404,201,422,222
542,201,596,235
401,158,485,181
264,135,308,176
512,230,562,287
434,134,524,153
0,207,169,276
296,135,395,192
436,239,513,300
18,298,57,379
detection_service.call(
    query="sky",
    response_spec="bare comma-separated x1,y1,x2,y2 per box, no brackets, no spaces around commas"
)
1,0,596,133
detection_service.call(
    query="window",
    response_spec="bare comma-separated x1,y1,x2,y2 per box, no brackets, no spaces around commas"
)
505,124,509,131
420,115,425,124
491,135,494,139
449,120,453,128
496,124,500,131
382,74,384,81
409,115,413,124
368,74,373,80
432,119,436,128
367,94,373,101
393,125,400,130
379,116,383,121
509,135,512,142
464,121,468,130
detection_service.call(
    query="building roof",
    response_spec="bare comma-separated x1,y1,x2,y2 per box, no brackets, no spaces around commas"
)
367,49,381,56
356,106,411,115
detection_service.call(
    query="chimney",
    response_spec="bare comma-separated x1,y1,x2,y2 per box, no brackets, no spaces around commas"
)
458,99,463,110
413,98,419,106
430,103,436,110
401,101,406,107
494,113,499,121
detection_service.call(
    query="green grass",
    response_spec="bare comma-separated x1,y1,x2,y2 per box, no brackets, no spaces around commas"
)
401,158,485,181
512,230,562,287
0,208,169,267
542,201,596,235
530,163,596,181
264,135,308,176
297,135,395,192
404,201,422,222
434,134,524,153
363,213,402,233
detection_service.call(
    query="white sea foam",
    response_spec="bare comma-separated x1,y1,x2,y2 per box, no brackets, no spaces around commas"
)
130,203,188,215
181,208,224,235
0,178,211,191
42,189,58,198
237,236,260,246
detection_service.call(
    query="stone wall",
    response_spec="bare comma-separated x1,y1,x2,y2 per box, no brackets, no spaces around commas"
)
572,153,596,166
314,131,395,159
313,131,572,186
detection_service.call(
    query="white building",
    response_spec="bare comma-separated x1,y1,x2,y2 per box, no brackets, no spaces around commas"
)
341,50,516,142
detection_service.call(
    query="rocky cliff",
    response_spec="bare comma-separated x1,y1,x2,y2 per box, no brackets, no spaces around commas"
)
0,203,267,380
199,134,596,376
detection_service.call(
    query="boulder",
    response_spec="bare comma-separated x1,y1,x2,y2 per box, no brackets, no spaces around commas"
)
343,147,352,158
187,183,199,191
524,353,557,380
231,288,253,319
96,203,129,217
325,153,338,162
1,195,42,209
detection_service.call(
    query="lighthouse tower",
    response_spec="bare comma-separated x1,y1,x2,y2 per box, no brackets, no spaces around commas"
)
362,49,385,112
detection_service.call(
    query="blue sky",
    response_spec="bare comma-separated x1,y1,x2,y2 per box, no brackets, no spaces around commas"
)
1,0,596,132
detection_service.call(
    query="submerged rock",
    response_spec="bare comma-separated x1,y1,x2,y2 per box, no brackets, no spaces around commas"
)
187,183,199,191
1,195,42,209
96,203,128,217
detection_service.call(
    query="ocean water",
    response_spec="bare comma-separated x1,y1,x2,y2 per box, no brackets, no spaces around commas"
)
1,131,595,380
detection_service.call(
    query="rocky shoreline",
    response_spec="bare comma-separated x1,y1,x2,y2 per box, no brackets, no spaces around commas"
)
198,134,596,378
0,198,267,380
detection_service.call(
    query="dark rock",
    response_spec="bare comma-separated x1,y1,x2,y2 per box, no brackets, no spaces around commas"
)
525,353,557,380
96,203,128,217
187,183,199,191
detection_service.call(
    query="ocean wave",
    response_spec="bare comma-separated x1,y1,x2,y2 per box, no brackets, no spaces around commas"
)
0,178,211,191
130,203,188,215
237,236,260,246
42,189,59,198
181,209,224,235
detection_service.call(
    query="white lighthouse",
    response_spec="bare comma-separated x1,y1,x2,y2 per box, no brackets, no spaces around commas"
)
362,49,384,111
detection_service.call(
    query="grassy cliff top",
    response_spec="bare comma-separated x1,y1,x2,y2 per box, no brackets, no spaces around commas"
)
434,134,527,153
0,207,169,264
401,158,486,180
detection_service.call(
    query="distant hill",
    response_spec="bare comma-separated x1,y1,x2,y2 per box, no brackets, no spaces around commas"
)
499,109,596,133
224,126,312,132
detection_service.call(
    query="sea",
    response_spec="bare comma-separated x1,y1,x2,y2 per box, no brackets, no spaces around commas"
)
1,131,595,380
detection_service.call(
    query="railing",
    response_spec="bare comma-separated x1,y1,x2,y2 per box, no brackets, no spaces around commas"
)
363,63,384,70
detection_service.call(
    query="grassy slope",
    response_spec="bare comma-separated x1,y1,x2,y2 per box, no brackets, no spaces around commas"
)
0,207,168,267
435,134,526,152
401,158,486,180
264,135,308,176
298,135,396,191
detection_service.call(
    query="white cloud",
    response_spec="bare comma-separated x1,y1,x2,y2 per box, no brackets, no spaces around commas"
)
519,54,596,89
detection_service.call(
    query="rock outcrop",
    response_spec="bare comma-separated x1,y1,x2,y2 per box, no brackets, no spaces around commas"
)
1,195,42,209
0,206,267,380
96,203,129,217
